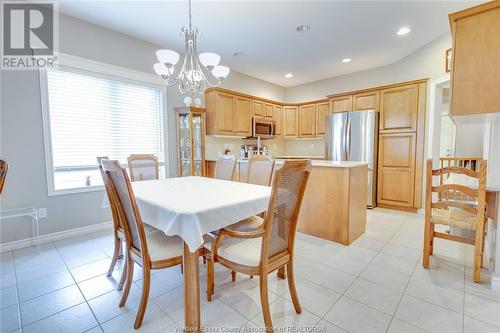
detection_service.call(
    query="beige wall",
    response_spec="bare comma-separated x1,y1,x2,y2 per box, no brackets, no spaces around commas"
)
0,13,285,244
286,34,451,102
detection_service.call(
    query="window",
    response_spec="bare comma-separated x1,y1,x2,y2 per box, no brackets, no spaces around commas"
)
41,62,166,195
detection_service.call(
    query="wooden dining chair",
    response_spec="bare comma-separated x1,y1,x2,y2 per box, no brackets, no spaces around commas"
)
100,159,210,328
0,160,8,194
423,159,487,282
214,155,236,181
225,155,275,281
97,156,128,291
127,154,159,181
205,160,312,331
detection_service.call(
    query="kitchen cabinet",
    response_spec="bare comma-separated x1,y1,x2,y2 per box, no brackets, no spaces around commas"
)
234,96,252,136
283,106,298,138
377,133,416,208
273,105,283,137
205,90,252,136
449,1,500,116
330,96,352,113
353,91,379,111
252,100,264,117
379,84,418,133
265,103,274,118
315,101,330,137
298,104,316,138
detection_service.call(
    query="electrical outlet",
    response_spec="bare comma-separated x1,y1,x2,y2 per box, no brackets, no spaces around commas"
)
38,208,47,219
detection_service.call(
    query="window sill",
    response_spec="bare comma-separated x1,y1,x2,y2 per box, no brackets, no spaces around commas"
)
48,185,105,197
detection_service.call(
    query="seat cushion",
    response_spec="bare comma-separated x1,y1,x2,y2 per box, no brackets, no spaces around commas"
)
205,237,262,267
224,215,264,232
146,230,214,262
146,230,184,261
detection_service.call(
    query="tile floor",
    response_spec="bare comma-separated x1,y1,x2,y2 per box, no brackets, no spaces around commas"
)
1,208,500,332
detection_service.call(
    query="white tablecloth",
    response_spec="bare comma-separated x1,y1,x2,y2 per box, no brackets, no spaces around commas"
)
132,176,271,252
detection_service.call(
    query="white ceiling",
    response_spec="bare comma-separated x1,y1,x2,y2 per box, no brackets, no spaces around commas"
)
55,1,481,87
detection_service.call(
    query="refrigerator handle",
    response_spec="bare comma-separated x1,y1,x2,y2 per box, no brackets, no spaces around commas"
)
346,118,351,161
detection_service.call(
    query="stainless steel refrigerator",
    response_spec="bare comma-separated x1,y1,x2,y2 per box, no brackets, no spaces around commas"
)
325,110,378,207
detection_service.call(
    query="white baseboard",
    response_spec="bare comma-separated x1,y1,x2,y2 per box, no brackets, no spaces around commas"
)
0,221,113,253
491,276,500,293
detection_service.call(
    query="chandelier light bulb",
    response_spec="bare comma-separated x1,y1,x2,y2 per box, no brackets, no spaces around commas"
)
212,65,230,79
199,52,221,69
156,50,180,66
153,63,170,76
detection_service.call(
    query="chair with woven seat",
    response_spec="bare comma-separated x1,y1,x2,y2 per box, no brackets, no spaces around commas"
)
0,160,8,195
422,158,487,282
205,160,312,331
214,155,236,181
127,154,159,181
100,159,210,328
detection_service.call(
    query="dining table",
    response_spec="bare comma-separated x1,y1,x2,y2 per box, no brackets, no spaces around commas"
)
131,176,272,331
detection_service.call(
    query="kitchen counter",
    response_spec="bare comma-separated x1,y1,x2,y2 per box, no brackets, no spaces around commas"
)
206,157,367,168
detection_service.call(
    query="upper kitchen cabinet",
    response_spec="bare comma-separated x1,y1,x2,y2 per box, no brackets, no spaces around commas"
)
234,96,253,136
205,89,252,136
298,104,316,138
283,106,298,138
274,105,283,137
265,103,274,118
330,96,352,113
205,90,234,135
449,1,500,116
315,101,330,137
353,91,379,111
252,99,264,117
379,84,418,133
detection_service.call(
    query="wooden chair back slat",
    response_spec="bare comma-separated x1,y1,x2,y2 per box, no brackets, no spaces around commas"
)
431,201,477,214
433,167,479,178
432,184,479,198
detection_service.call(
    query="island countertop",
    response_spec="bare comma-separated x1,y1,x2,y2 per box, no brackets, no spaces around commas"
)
206,158,368,168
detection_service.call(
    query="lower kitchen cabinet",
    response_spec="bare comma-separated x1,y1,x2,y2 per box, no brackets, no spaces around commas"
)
377,132,416,209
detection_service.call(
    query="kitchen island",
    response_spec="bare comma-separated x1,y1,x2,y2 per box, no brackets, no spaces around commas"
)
205,158,368,245
294,160,368,245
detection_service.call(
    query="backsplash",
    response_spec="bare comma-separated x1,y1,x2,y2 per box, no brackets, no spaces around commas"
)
205,136,323,160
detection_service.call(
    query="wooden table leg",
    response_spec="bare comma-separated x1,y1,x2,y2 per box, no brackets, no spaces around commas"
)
183,242,200,332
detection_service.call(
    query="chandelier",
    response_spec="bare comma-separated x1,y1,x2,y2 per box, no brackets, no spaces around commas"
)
153,0,230,95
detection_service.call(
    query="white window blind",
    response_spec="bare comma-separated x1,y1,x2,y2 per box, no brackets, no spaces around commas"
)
45,67,165,191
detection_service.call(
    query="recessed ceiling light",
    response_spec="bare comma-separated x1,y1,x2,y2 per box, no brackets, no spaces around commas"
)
342,58,352,63
233,52,244,57
397,27,411,36
296,25,311,33
285,73,293,78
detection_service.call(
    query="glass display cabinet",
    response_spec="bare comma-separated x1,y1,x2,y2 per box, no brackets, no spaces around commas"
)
175,107,206,176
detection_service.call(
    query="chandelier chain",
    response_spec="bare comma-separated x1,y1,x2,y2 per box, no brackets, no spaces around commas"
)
188,0,192,31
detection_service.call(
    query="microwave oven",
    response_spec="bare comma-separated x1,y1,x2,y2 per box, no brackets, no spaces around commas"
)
251,117,275,139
